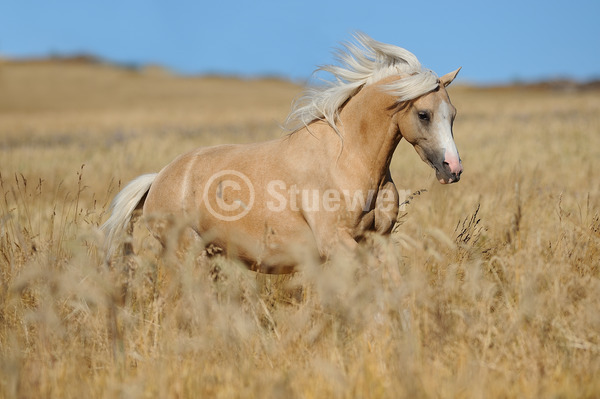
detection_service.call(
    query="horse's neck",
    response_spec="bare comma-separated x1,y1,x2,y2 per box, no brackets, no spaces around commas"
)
337,83,400,181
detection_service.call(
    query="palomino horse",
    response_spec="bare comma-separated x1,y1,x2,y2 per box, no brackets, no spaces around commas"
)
102,33,462,273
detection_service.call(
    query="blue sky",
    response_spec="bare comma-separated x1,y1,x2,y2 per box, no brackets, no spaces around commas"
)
0,0,598,84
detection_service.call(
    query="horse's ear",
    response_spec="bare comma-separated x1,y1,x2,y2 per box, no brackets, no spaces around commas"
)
439,67,462,87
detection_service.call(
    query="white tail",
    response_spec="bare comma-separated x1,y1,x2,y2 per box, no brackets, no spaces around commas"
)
101,173,157,261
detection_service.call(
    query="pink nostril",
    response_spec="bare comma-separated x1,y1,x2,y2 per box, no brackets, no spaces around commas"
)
443,158,462,175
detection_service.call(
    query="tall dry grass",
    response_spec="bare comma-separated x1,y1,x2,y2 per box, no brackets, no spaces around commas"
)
1,60,599,398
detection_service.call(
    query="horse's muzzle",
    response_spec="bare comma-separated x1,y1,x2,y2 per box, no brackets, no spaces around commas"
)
436,160,463,184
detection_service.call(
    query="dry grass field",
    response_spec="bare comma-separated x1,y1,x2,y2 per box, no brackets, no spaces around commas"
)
1,58,599,398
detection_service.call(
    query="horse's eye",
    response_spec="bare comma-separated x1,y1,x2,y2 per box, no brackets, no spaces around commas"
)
418,111,431,122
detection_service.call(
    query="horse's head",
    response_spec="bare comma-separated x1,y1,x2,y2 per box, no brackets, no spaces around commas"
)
396,68,462,184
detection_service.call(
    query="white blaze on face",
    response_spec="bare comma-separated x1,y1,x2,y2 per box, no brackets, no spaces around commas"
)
434,100,462,178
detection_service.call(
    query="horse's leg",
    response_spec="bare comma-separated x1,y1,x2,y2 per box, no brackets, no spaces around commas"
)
117,203,145,306
303,210,358,261
374,172,399,234
122,205,144,256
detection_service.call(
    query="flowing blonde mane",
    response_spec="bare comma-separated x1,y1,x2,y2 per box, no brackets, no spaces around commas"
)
285,33,439,133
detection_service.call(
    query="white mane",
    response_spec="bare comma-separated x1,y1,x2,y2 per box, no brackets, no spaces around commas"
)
285,33,439,133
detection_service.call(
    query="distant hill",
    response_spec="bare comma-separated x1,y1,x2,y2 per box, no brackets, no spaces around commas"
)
2,54,104,66
487,79,600,92
0,54,299,114
2,54,598,92
0,53,302,137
